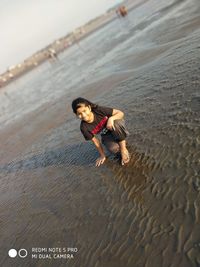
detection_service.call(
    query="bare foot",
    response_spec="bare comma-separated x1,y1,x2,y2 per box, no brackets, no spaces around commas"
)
121,149,130,165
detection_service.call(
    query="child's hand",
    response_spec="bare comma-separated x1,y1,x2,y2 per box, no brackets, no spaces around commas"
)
96,156,106,167
106,117,115,131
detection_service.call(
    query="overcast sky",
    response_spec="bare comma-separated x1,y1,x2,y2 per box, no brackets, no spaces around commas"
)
0,0,122,73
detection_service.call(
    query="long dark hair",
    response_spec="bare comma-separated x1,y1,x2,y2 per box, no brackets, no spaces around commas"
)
71,97,98,114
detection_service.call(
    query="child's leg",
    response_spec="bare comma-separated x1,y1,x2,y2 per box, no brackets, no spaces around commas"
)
111,120,130,164
111,119,129,141
118,139,130,165
101,133,120,154
102,119,130,164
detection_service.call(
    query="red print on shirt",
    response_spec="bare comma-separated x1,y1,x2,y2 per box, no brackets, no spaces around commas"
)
91,116,108,135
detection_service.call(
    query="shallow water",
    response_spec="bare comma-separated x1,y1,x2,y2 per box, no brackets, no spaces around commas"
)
0,0,200,266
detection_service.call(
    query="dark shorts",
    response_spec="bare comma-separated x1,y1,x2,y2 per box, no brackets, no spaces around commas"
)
101,119,129,154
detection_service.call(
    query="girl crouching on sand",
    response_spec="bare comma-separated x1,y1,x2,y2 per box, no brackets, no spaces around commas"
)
72,97,130,167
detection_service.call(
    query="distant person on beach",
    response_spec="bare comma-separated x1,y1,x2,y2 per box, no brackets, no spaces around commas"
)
118,5,128,17
72,97,130,167
48,48,58,62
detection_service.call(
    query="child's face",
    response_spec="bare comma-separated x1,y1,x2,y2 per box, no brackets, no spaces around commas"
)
76,104,93,122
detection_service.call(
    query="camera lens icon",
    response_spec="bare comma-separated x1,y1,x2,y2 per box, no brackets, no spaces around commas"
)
8,248,28,258
8,249,17,258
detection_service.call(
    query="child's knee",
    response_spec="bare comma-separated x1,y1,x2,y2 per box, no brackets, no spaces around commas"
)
113,119,124,129
112,119,129,139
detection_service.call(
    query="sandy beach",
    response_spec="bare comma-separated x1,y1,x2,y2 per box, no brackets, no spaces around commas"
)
0,0,200,266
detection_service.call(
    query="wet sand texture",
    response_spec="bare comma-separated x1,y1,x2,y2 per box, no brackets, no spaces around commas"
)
0,0,200,266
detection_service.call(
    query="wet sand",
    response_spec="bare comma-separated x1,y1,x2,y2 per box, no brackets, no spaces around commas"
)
0,0,200,266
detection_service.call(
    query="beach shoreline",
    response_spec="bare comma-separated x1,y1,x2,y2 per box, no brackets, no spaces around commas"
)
0,0,147,89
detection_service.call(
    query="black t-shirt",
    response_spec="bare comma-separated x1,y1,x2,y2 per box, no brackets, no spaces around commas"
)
80,105,113,140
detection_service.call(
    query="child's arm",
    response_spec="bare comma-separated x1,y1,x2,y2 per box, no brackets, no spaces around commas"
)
106,109,124,131
91,136,106,167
